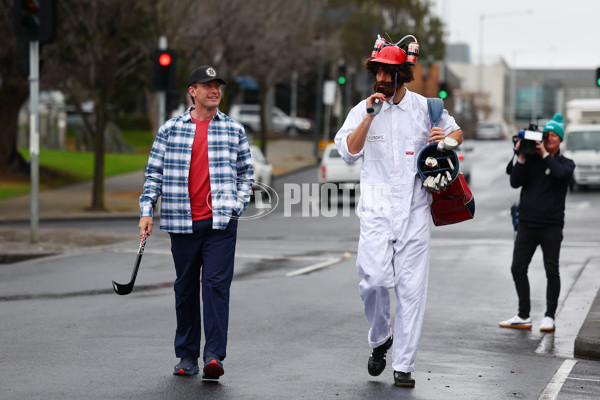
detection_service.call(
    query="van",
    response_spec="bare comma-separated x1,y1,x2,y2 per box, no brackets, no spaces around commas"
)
563,124,600,190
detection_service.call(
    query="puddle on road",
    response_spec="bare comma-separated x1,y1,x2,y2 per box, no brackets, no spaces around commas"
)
0,282,173,302
1,252,347,302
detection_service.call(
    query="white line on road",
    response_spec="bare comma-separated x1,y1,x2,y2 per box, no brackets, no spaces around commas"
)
286,257,343,277
538,359,578,400
565,377,600,382
105,248,348,277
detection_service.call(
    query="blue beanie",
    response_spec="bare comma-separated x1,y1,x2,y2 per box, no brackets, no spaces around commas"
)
543,113,565,141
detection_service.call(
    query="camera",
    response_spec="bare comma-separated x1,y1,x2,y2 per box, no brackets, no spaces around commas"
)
512,123,549,156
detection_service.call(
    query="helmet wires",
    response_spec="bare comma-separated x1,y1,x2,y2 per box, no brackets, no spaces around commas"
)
371,34,419,100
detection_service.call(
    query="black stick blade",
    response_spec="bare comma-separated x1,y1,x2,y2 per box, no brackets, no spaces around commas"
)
112,280,134,295
112,230,147,296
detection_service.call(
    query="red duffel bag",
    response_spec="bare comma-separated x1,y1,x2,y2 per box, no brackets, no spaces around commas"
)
429,173,475,226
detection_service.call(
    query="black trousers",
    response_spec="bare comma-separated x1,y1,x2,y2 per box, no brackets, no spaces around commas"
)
510,224,563,319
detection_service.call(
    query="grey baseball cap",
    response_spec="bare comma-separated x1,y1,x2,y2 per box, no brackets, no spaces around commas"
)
187,65,226,87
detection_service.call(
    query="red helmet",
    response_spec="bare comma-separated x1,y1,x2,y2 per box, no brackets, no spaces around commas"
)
371,45,406,65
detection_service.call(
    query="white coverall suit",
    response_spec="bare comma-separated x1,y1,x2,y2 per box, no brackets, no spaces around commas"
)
334,88,460,373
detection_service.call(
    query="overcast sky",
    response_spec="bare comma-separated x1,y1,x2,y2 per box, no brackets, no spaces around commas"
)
433,0,599,70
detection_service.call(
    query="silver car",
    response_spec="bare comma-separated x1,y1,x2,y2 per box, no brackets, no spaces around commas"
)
229,104,312,134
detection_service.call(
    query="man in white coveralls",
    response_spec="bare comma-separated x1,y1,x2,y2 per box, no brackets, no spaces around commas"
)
334,36,462,387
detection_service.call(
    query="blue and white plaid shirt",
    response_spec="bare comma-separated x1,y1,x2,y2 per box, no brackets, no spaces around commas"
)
139,108,254,233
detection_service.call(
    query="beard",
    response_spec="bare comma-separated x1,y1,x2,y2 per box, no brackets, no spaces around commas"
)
373,80,396,98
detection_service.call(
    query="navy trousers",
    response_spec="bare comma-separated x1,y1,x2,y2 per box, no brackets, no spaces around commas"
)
170,217,237,361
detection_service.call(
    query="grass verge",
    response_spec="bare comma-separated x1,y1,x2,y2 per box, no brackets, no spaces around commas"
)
0,149,149,200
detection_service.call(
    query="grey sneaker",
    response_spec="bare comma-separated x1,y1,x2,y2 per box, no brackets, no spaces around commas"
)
368,336,393,376
202,352,224,380
173,358,199,376
394,371,415,388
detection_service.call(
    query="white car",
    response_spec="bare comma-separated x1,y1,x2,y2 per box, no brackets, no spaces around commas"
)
563,124,600,190
455,143,472,185
474,121,508,140
229,104,312,134
250,145,273,189
319,143,362,202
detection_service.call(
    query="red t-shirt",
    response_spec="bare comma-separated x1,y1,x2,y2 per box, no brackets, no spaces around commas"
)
189,118,212,221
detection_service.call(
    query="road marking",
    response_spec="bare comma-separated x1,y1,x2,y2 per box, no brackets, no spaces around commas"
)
566,201,590,210
538,359,578,400
566,377,600,382
101,248,348,277
236,253,336,261
286,257,343,277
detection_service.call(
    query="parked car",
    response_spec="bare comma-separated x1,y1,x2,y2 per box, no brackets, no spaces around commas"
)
562,124,600,190
250,145,273,189
229,104,312,134
319,143,362,202
474,121,507,140
455,142,472,185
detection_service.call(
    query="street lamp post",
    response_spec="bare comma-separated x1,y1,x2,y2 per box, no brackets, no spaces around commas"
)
510,47,556,126
478,9,533,120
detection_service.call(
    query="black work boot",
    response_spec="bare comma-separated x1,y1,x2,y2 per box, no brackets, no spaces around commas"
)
367,336,393,376
394,371,415,388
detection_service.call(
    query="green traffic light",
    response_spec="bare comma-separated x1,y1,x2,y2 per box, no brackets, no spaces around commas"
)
439,90,448,99
338,76,346,85
597,77,600,87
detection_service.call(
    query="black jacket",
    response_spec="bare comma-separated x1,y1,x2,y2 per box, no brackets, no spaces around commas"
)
510,151,575,227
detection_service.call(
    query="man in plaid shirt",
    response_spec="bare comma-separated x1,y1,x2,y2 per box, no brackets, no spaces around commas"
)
139,65,253,379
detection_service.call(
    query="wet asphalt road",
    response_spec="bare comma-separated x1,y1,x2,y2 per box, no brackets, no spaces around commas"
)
1,141,600,399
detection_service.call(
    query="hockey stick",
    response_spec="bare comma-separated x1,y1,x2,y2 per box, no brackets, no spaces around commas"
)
112,229,147,295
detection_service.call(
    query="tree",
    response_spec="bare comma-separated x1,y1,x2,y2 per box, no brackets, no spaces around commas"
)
0,0,32,176
335,0,445,67
40,1,149,209
175,0,325,157
42,0,195,210
227,0,321,157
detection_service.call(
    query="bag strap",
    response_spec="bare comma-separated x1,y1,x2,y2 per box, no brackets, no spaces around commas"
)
427,98,444,129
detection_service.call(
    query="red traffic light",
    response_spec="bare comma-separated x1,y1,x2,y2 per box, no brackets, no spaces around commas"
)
21,0,38,12
158,53,172,67
19,0,40,31
14,0,56,43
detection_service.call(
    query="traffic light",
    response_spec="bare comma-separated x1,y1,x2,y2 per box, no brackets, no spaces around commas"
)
596,67,600,87
438,82,449,99
337,63,346,85
13,0,57,43
153,49,177,91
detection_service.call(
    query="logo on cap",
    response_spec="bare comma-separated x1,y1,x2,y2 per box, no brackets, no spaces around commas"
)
206,67,217,77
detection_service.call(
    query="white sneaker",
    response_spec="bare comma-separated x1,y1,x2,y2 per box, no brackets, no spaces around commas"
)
540,317,555,332
499,315,532,330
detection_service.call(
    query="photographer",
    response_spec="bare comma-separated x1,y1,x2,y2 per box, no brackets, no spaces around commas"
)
499,113,575,332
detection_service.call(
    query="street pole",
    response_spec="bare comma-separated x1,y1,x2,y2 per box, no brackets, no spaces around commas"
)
511,63,517,126
478,9,533,121
290,71,298,137
29,40,40,243
158,36,167,126
511,47,556,127
478,14,484,121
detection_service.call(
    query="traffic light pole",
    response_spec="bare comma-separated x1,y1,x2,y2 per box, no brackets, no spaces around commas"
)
158,91,166,127
157,36,167,127
29,40,40,243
